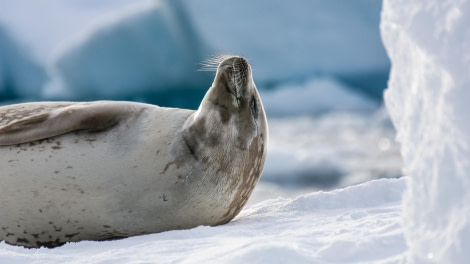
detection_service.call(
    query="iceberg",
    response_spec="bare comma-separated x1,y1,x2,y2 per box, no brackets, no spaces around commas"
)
183,0,390,99
382,0,470,262
260,77,379,116
0,0,389,106
46,0,212,108
0,26,46,101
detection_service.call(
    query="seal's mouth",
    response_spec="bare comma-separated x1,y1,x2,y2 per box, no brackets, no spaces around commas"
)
232,57,249,90
217,57,252,106
201,55,255,112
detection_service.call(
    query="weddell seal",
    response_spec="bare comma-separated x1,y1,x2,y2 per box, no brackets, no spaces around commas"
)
0,55,268,248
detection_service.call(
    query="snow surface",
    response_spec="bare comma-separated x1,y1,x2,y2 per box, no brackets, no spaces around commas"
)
0,178,407,264
382,0,470,263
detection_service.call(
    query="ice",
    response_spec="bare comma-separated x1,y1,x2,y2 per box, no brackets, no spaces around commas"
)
260,77,379,116
258,77,401,190
381,0,470,262
0,178,407,263
45,0,211,101
262,108,402,189
0,0,155,63
0,0,389,104
0,26,47,100
183,0,390,99
0,0,211,105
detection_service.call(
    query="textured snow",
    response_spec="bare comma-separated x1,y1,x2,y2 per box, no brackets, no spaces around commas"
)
0,178,407,264
381,0,470,263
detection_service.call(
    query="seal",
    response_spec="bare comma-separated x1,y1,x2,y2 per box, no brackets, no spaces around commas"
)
0,55,268,248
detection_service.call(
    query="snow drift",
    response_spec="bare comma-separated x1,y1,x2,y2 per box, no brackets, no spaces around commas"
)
381,0,470,263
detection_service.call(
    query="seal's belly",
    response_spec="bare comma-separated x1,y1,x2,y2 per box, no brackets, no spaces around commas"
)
0,129,177,247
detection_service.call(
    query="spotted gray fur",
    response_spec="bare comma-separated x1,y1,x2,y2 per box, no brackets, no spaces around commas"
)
0,56,268,248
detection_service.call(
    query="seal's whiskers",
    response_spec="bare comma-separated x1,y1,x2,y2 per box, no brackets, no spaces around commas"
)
198,54,235,72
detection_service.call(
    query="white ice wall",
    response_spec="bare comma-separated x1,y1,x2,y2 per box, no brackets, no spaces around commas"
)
381,0,470,263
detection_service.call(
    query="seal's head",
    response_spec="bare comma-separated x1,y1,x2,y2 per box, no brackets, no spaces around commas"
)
180,55,267,162
173,55,268,224
218,57,260,145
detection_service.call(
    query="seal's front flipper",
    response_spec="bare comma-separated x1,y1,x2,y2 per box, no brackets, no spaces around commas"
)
0,101,134,146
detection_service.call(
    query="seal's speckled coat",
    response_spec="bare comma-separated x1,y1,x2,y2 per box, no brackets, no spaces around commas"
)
0,56,268,248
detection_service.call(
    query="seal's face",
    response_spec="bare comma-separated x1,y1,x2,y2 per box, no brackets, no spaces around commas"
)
179,55,266,163
206,56,263,150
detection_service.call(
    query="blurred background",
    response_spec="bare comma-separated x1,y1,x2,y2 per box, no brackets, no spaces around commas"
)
0,0,402,202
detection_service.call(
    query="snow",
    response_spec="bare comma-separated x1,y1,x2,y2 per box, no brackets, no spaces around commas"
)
0,178,407,263
381,0,470,263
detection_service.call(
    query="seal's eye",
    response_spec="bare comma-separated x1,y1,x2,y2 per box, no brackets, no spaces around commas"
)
250,97,259,119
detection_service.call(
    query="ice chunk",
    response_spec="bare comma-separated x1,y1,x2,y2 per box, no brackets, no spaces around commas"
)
184,0,390,99
381,0,470,262
0,26,46,100
45,0,211,102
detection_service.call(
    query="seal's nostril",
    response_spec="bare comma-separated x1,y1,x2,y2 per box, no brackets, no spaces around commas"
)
234,58,248,74
232,57,250,89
